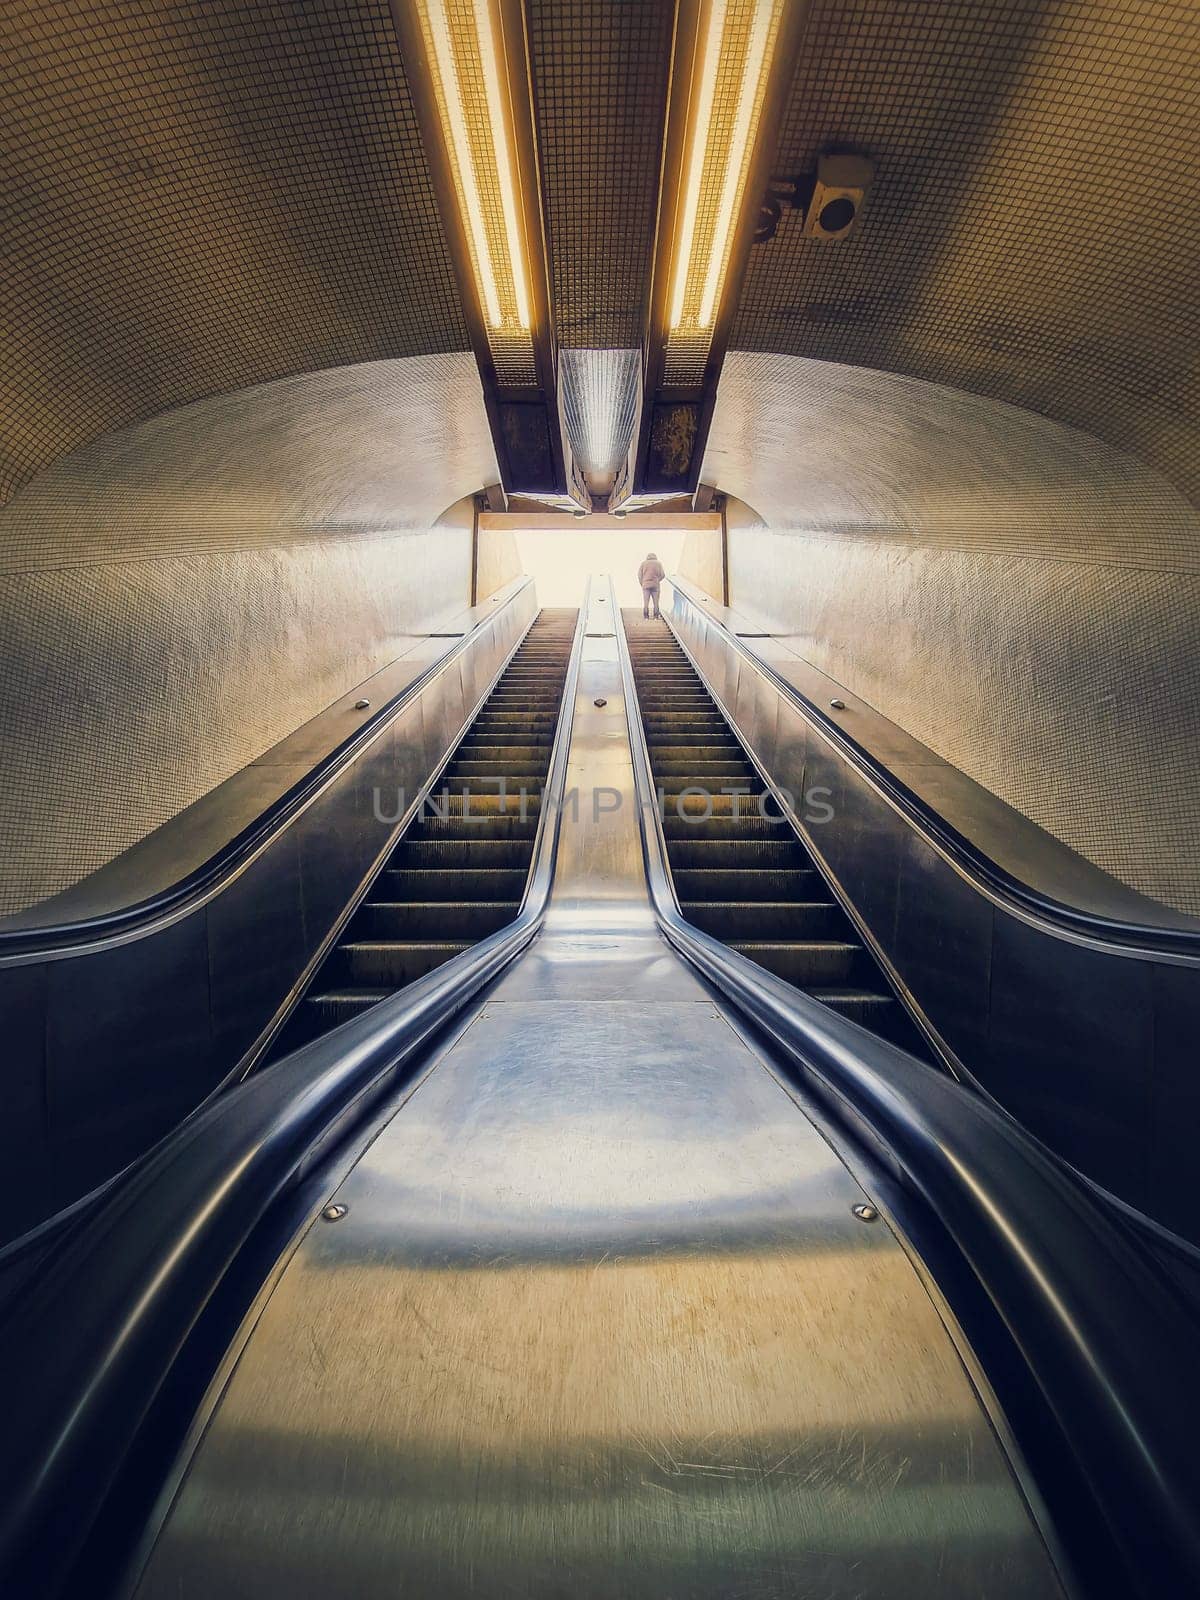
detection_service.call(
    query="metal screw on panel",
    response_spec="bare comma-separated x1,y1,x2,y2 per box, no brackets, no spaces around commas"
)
322,1203,349,1222
354,699,370,710
830,699,846,710
852,1203,879,1223
594,697,607,707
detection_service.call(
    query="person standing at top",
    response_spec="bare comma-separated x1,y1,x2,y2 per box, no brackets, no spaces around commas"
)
638,551,666,619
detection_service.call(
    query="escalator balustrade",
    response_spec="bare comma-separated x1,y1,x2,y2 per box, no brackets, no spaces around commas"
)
624,613,926,1053
272,609,577,1054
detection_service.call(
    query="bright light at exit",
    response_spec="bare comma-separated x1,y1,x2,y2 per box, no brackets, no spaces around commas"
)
514,527,687,607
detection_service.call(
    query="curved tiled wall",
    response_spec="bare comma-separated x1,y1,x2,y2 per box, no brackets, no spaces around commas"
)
0,356,498,916
697,354,1200,915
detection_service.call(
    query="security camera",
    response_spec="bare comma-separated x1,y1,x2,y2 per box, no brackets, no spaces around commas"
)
803,153,874,240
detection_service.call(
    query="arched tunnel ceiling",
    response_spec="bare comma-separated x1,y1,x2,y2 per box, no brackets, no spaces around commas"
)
0,0,468,506
0,355,497,568
2,1,1198,514
733,0,1200,510
705,352,1200,570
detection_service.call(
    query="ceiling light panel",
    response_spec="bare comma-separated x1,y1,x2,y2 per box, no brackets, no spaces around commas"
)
665,0,786,387
412,0,538,385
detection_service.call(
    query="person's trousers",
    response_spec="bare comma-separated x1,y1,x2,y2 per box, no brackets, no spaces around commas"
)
642,586,660,619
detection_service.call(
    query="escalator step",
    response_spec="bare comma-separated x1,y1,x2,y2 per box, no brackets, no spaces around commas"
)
672,867,821,899
416,792,542,816
377,867,529,897
728,941,863,986
807,989,898,1027
681,901,840,939
331,941,474,984
662,815,796,840
408,815,540,839
303,990,392,1027
661,792,772,815
266,609,563,1061
354,902,521,939
457,745,553,762
390,839,533,868
624,608,929,1061
666,839,805,867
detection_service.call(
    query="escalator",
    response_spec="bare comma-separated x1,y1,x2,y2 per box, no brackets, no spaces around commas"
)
623,614,926,1054
272,608,577,1054
2,587,1197,1600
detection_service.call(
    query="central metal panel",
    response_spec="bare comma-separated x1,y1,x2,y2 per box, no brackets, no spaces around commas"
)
133,584,1063,1599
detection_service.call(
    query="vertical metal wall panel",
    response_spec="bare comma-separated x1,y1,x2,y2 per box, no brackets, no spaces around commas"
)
208,830,308,1069
0,357,498,917
704,353,1200,916
0,964,49,1241
44,912,215,1179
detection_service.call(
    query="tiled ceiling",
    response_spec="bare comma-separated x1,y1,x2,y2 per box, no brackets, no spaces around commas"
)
0,0,468,505
734,0,1200,508
527,0,673,348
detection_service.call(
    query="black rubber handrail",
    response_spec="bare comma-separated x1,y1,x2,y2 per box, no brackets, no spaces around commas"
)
0,587,590,1599
669,575,1200,957
0,578,536,958
615,582,1200,1598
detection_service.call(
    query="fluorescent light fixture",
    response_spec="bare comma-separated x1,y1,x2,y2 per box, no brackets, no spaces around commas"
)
415,0,530,333
669,0,785,337
670,0,726,330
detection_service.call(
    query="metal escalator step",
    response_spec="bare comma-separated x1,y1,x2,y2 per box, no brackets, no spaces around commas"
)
729,941,863,985
407,815,540,839
332,940,474,985
353,901,520,939
457,744,552,761
642,718,728,730
667,840,808,868
302,989,392,1028
389,839,533,868
653,766,758,782
419,792,542,816
377,867,529,897
661,792,772,816
806,989,898,1027
672,867,819,899
680,901,840,939
662,815,796,840
648,743,745,762
446,764,549,782
459,732,555,748
645,734,743,749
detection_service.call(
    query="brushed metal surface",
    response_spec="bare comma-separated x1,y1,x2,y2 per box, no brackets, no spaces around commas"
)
134,583,1064,1599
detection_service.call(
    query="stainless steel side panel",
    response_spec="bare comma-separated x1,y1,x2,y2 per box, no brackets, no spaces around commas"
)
134,583,1064,1600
